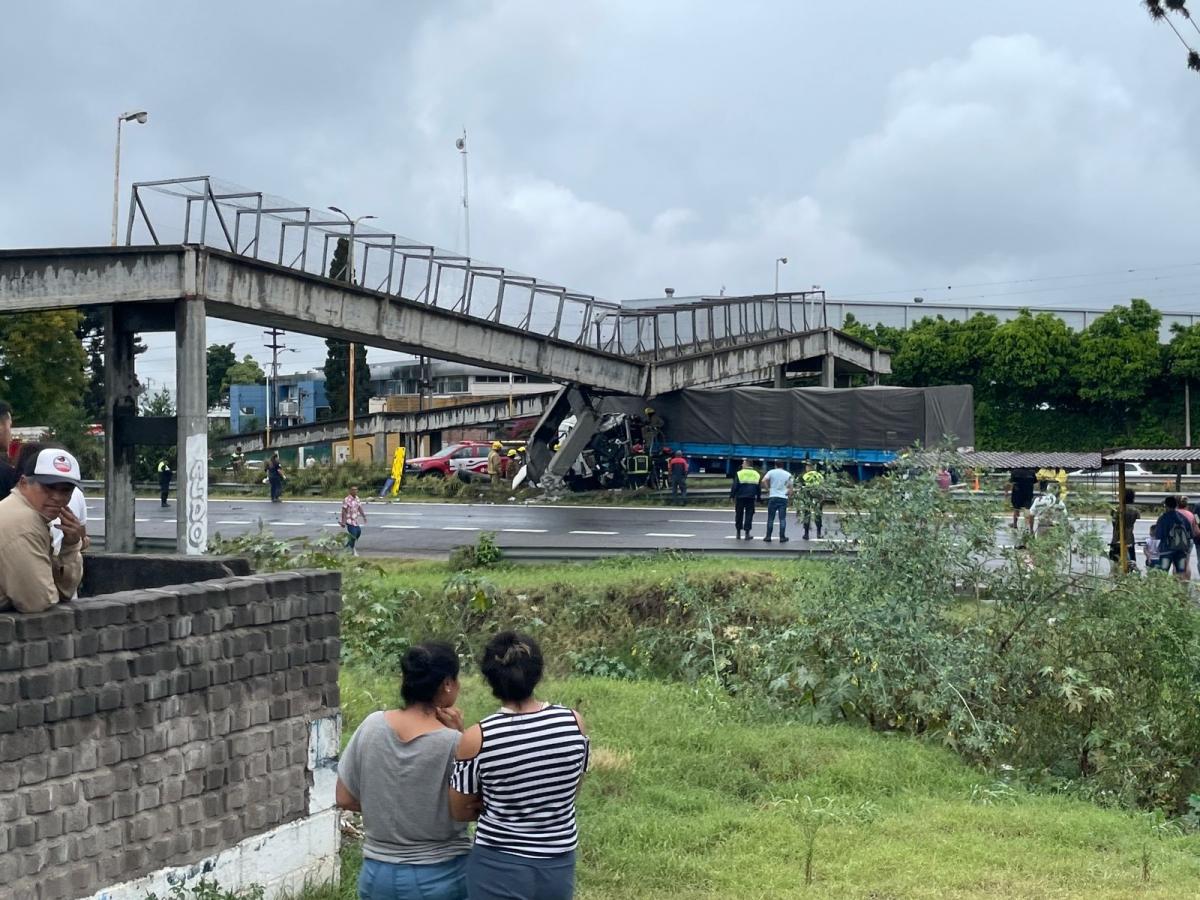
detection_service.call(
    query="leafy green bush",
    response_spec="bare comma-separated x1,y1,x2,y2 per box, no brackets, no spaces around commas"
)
448,531,504,570
283,460,389,496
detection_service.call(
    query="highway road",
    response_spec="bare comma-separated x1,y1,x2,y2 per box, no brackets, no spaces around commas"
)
83,496,826,556
81,495,1189,572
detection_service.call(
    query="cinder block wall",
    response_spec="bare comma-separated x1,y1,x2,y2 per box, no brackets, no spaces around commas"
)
0,569,342,900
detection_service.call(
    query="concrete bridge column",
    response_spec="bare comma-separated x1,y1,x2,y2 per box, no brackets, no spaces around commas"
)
821,353,835,388
175,298,207,554
373,421,389,465
103,306,138,553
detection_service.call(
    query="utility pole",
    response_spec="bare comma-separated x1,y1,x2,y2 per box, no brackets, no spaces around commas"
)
263,328,284,448
329,208,375,463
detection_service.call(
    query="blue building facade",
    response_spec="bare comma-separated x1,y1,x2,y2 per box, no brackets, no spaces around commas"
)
229,376,328,434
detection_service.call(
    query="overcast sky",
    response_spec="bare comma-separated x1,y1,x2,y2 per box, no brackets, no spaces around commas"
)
4,2,1199,391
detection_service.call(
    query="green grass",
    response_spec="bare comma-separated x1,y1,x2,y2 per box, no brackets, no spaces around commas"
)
310,671,1200,900
363,553,807,605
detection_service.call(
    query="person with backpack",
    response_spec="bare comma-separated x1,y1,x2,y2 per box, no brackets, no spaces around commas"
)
1152,495,1192,582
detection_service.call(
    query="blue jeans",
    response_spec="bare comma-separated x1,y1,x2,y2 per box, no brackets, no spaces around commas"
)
358,856,468,900
346,524,362,549
765,498,787,539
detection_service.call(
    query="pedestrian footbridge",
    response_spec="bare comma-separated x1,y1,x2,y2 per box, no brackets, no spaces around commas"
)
0,176,890,552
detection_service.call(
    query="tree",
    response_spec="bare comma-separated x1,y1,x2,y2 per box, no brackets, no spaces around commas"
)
1143,0,1200,73
75,309,148,422
890,314,998,392
1073,298,1162,405
0,311,89,425
223,354,266,388
324,340,371,418
1167,321,1200,381
985,310,1078,405
324,237,372,417
206,343,237,409
139,386,175,416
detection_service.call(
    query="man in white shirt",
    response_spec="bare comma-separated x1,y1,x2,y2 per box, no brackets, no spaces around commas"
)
760,460,794,544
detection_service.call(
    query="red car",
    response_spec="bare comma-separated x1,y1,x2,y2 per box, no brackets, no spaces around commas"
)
404,441,499,478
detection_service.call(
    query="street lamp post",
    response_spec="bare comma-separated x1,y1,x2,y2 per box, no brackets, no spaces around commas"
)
774,256,788,332
328,207,376,462
455,130,470,259
112,110,148,246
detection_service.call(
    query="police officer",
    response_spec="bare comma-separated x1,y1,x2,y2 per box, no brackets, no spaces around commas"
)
798,463,826,541
730,459,761,540
157,457,173,508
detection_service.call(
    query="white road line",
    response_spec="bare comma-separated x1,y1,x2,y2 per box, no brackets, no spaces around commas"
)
322,523,342,528
268,521,305,526
164,519,176,524
669,519,728,524
381,524,419,529
501,528,547,533
570,530,618,535
372,511,423,517
215,520,253,525
645,532,694,538
134,518,149,523
443,526,480,531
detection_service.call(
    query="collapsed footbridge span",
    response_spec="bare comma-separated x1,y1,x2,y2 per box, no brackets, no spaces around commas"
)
0,176,889,551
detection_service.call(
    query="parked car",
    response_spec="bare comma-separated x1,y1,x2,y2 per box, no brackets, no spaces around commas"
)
404,441,497,478
1066,463,1151,482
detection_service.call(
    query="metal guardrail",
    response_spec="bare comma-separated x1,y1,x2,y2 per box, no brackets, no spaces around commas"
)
127,176,828,359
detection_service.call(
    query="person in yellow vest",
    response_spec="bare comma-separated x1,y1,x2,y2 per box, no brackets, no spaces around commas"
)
487,441,503,491
730,459,762,540
798,464,826,541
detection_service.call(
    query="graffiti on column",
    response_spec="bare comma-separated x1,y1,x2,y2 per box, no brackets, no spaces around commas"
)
185,433,208,554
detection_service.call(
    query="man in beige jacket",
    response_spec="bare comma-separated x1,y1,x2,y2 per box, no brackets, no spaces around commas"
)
0,445,86,612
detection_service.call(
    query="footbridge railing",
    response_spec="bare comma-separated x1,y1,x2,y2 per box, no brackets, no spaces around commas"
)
127,176,826,360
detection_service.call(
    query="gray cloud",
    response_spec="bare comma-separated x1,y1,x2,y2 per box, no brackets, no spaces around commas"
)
2,1,1198,391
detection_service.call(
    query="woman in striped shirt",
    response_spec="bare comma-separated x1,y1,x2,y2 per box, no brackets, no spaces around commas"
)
449,632,589,900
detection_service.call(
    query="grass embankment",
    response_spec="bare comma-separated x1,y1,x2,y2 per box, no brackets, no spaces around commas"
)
311,674,1200,900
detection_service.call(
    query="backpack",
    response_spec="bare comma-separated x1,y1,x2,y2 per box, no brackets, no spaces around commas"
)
1166,513,1192,553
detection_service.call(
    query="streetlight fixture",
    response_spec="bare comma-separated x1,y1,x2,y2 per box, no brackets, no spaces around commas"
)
328,207,376,462
112,110,149,246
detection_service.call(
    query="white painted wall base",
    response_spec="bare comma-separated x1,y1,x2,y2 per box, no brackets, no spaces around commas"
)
90,809,340,900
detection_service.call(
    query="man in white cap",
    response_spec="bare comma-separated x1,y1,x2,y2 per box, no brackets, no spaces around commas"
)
0,444,86,612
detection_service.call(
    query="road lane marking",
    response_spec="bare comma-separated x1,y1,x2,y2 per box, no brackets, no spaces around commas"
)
645,532,694,538
381,524,419,529
322,523,342,528
501,528,547,533
669,519,728,524
443,526,480,531
268,521,305,526
570,530,618,535
372,512,423,517
134,518,149,523
216,520,253,525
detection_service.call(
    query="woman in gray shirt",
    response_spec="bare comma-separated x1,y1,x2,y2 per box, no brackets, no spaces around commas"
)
337,641,471,900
